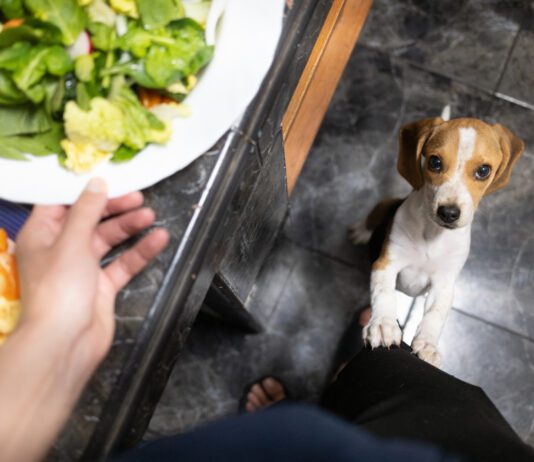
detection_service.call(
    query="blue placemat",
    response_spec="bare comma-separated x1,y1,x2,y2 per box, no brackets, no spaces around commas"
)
0,200,30,240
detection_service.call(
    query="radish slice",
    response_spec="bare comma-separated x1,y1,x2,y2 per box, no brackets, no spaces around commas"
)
67,31,92,59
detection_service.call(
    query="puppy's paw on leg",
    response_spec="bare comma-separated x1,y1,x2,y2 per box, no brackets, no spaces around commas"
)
412,337,441,367
348,221,372,245
363,316,402,349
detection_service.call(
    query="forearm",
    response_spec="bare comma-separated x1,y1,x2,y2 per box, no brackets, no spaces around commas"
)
0,321,96,462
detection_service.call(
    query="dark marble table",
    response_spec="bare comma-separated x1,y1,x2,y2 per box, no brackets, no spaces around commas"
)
48,1,334,460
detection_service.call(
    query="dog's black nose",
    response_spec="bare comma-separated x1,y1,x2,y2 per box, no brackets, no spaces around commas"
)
437,205,461,224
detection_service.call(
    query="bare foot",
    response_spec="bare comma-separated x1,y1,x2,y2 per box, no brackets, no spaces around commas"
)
245,377,286,413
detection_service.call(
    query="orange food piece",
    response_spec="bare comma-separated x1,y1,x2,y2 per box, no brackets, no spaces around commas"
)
0,256,19,301
137,87,163,108
0,229,7,253
3,18,24,29
0,229,20,301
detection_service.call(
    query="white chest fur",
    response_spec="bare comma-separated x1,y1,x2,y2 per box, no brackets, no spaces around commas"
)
390,189,471,296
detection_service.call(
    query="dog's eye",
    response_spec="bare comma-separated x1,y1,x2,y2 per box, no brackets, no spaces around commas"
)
428,155,442,172
475,164,491,180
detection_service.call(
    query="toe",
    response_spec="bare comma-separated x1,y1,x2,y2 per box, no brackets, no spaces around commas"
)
251,384,271,405
262,378,286,401
247,391,262,409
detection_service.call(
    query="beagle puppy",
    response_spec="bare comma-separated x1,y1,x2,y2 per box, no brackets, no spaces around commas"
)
349,114,525,366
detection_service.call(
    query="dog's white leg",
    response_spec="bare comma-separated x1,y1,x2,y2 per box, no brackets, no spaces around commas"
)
348,221,372,245
363,264,402,348
411,279,455,367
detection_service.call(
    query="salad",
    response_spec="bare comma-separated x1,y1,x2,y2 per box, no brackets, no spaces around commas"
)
0,0,213,172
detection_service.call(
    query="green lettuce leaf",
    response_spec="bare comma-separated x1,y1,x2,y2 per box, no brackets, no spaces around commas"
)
0,41,32,71
0,19,63,48
101,60,161,88
110,144,138,163
88,21,115,51
1,43,73,103
0,122,63,161
109,82,166,149
117,27,174,58
24,0,86,45
45,45,73,76
145,45,182,86
0,145,29,160
0,0,25,19
12,46,49,90
136,0,183,29
0,69,27,105
0,104,51,136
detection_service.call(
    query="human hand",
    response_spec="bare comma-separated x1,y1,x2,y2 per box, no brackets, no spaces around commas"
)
16,178,169,376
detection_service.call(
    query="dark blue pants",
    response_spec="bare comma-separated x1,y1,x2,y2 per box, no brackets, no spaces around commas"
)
116,404,454,462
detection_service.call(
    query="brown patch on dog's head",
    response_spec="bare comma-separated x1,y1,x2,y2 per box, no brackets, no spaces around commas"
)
397,117,444,189
485,123,525,194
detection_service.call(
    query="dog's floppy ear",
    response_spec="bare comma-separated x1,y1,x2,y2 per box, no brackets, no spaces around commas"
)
486,124,524,194
397,117,444,189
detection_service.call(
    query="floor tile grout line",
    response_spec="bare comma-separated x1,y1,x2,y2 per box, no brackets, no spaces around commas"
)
393,54,534,114
271,262,297,311
492,26,522,96
262,253,299,325
492,93,534,112
283,235,365,270
357,43,496,97
393,57,495,98
452,306,534,344
356,43,534,114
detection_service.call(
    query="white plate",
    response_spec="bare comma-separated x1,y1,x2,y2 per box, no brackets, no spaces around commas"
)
0,0,285,204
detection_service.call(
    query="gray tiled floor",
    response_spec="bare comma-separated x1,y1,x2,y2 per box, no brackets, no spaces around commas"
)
148,238,368,438
149,0,534,448
358,0,521,92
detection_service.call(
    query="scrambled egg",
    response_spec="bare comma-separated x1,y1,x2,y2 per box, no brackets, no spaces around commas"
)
61,139,111,173
110,0,139,18
0,229,20,345
64,98,125,152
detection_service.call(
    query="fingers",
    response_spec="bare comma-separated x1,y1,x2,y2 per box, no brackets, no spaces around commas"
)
30,205,68,222
94,208,156,258
102,191,144,218
17,205,67,250
104,228,169,292
61,178,108,242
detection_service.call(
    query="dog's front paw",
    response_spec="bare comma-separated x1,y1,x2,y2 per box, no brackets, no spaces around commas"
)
412,337,441,367
363,316,402,348
348,221,372,245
